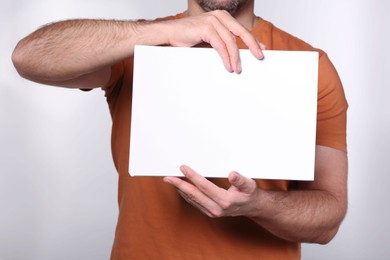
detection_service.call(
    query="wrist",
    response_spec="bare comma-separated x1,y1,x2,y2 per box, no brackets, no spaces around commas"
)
129,20,171,47
246,189,280,221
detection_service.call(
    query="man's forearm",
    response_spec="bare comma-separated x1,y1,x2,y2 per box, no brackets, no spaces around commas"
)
250,188,347,244
12,11,264,87
11,19,166,84
164,146,348,245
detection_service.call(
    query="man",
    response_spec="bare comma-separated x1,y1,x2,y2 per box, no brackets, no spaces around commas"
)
12,0,348,259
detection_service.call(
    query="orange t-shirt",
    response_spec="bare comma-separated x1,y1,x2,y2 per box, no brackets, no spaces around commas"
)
103,13,347,260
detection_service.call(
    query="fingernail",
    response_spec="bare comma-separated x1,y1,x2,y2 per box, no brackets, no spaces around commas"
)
180,165,187,175
258,49,264,60
230,172,238,183
236,62,242,74
226,65,233,73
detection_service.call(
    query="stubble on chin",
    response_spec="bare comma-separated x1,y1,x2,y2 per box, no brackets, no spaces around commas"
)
196,0,247,15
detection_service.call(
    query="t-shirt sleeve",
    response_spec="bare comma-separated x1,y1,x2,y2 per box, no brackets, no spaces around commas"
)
316,52,348,152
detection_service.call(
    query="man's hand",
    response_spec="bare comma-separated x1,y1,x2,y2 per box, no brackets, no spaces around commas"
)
163,10,265,73
163,165,260,218
13,10,264,88
163,146,348,244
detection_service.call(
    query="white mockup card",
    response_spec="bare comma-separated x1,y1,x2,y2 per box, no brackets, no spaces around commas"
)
129,45,318,180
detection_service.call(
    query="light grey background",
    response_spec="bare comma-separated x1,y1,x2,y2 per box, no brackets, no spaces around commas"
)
1,0,389,259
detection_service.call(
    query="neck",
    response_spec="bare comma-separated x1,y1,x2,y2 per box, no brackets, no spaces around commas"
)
187,0,257,31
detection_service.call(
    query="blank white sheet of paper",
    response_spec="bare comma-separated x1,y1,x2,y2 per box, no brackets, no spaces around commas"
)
129,45,318,180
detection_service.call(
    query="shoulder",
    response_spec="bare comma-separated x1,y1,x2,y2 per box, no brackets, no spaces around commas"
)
255,17,324,56
255,18,348,151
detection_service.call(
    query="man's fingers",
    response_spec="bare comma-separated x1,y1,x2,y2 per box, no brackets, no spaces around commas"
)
204,30,234,73
177,190,215,217
164,166,258,218
238,32,264,60
180,165,228,199
168,10,265,72
228,171,257,194
163,174,220,214
212,10,264,60
258,41,267,50
205,14,241,73
209,22,241,73
201,14,239,73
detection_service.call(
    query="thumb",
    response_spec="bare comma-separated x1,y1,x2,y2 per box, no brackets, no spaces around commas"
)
228,171,257,193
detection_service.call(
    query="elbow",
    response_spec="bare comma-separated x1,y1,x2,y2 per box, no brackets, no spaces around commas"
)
12,40,29,79
305,207,347,244
12,39,41,82
311,226,340,245
313,196,348,245
309,210,346,245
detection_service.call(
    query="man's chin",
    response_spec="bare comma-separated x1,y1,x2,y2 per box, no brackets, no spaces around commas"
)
197,0,242,15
